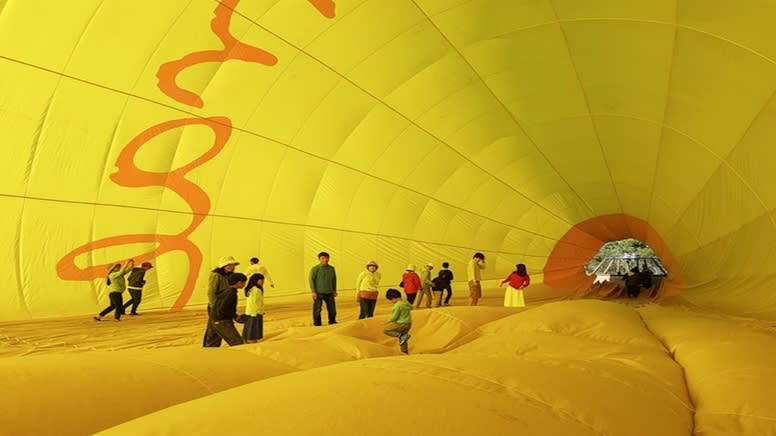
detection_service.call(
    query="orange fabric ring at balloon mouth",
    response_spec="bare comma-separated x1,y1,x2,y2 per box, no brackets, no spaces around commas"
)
542,214,685,297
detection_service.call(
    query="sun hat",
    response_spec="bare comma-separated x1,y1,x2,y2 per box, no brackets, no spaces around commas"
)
425,263,433,268
366,260,379,268
406,264,416,271
217,255,240,268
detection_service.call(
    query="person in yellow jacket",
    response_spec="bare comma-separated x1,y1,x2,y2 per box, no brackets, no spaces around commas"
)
415,263,434,309
356,261,381,319
93,259,134,321
467,252,486,306
242,273,265,343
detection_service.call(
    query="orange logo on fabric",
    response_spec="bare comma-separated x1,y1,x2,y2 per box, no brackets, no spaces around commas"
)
57,0,336,310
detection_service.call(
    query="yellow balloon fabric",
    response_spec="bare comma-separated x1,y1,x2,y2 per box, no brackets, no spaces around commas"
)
2,0,776,320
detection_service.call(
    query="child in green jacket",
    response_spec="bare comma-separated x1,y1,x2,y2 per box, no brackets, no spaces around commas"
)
383,288,412,354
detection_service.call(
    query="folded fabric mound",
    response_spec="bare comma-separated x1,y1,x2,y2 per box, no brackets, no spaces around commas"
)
3,301,774,435
638,305,776,435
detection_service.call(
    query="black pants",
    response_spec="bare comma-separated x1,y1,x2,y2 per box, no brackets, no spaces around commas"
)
443,284,452,304
99,292,125,320
406,293,417,304
123,289,142,314
203,306,222,347
358,298,377,319
312,293,337,326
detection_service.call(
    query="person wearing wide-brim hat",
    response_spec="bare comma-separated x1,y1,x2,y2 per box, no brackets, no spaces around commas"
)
356,260,381,319
203,256,240,347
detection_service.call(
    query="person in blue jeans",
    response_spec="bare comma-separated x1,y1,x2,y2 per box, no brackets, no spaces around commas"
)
309,251,337,326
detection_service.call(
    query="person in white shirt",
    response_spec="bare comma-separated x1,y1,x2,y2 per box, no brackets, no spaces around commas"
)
466,252,486,306
245,257,274,288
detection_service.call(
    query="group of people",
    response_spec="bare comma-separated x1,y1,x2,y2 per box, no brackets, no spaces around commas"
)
203,256,270,347
308,252,413,353
93,259,154,321
93,250,532,354
397,252,485,309
197,251,495,352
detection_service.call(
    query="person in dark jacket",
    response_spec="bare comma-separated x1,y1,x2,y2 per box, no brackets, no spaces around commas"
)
203,256,240,347
639,268,654,289
624,266,643,299
122,262,153,315
209,272,247,347
437,262,454,306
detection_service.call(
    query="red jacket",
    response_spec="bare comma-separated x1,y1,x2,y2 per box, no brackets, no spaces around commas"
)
402,272,422,294
502,272,530,289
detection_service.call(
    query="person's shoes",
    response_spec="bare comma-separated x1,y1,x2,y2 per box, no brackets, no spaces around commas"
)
329,321,337,325
93,316,101,321
399,333,411,345
129,313,138,316
401,349,409,355
114,318,121,322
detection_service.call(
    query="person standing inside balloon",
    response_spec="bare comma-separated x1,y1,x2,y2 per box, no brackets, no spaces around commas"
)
415,263,434,309
309,252,338,326
122,261,153,316
93,259,134,321
438,261,454,306
356,261,381,319
210,272,248,346
401,264,422,304
242,273,265,343
244,257,275,289
467,252,486,306
501,263,530,307
625,266,643,299
203,256,239,347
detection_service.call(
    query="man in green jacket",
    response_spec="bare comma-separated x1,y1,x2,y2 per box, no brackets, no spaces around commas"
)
309,251,337,326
